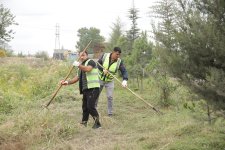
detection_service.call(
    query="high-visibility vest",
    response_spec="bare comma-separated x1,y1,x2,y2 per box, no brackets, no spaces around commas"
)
79,59,100,89
99,53,121,82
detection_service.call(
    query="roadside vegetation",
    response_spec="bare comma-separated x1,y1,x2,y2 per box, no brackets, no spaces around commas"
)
0,58,224,150
1,1,225,149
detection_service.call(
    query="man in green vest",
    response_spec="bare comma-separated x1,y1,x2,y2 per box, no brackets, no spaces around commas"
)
61,51,101,129
97,47,128,116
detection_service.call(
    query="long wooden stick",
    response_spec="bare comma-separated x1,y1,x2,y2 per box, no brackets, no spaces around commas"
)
45,40,92,108
97,61,162,114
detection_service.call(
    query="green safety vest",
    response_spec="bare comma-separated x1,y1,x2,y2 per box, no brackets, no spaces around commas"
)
79,59,100,89
99,53,121,82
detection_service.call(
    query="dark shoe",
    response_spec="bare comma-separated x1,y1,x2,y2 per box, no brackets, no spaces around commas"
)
92,117,101,129
108,114,113,117
80,121,87,127
92,122,101,129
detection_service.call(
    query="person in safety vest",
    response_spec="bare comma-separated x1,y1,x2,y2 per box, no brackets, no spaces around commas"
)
97,47,128,116
61,51,101,129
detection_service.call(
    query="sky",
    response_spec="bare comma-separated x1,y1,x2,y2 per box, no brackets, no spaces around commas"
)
2,0,156,57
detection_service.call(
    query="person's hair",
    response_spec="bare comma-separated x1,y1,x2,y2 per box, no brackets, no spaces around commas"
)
113,47,121,53
79,51,88,55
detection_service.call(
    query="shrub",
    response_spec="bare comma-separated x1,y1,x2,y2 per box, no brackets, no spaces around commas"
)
0,49,6,57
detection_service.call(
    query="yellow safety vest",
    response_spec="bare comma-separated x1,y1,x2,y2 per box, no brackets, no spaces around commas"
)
78,59,100,89
99,53,121,82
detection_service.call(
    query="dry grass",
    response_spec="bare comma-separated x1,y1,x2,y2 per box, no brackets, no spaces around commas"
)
0,57,225,150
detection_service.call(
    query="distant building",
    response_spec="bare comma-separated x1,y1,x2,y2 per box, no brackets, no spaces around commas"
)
53,49,66,60
66,51,79,62
53,43,105,61
93,44,105,59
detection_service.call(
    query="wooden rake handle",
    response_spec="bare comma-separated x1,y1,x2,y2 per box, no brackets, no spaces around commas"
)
45,40,92,108
96,61,162,114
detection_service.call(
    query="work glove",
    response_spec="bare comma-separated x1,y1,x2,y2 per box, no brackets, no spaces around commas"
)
103,69,108,75
60,80,68,85
121,80,127,87
73,61,80,67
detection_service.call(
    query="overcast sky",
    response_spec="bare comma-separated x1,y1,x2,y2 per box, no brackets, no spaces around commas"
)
2,0,156,56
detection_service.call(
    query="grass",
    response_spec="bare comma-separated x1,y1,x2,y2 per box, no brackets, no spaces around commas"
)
0,57,225,150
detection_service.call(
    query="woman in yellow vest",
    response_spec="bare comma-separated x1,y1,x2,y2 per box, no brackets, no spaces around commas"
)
61,51,101,129
97,47,128,116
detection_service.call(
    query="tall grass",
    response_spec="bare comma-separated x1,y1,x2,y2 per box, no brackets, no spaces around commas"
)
0,57,224,150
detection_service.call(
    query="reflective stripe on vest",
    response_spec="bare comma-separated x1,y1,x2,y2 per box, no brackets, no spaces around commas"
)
99,53,121,82
85,59,100,89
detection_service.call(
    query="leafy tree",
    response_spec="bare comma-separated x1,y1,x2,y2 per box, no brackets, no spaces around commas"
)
131,31,152,69
116,35,130,57
107,17,124,51
35,51,49,60
107,17,130,56
0,4,18,45
126,32,153,90
76,27,105,52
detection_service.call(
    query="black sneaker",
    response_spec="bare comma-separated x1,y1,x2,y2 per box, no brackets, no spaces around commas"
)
80,121,87,127
108,114,113,117
92,123,101,129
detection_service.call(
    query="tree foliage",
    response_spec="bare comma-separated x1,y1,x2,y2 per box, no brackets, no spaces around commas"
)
0,49,6,57
0,4,17,45
106,17,124,51
151,0,225,110
126,4,140,53
35,51,49,60
126,32,153,89
76,27,105,52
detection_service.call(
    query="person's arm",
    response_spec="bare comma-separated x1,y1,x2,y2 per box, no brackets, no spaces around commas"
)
119,60,128,81
78,65,93,72
61,75,79,85
68,76,79,84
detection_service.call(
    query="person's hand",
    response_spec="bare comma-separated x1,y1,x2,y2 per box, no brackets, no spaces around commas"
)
103,69,108,75
73,61,80,67
60,80,68,85
121,80,127,87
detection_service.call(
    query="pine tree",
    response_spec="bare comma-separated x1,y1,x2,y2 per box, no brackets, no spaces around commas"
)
151,0,225,110
126,0,140,53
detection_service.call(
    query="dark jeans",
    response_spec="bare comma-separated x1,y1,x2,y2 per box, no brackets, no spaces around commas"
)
82,88,100,122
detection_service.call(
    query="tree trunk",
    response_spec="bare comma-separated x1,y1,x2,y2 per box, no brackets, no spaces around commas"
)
136,76,139,89
207,102,212,125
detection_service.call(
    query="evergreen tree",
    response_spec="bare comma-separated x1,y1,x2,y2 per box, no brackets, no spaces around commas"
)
126,1,140,53
126,32,153,89
151,0,225,110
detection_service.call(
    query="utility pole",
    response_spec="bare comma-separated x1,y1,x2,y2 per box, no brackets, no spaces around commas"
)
55,23,60,50
53,23,63,59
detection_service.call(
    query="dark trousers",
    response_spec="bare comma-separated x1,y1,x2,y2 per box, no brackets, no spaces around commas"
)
82,88,100,122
